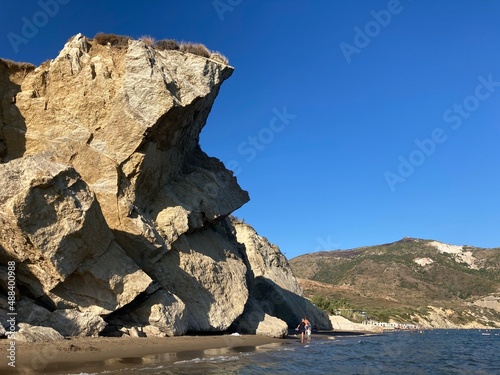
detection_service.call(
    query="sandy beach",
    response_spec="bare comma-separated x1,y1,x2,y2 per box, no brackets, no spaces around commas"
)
0,334,287,374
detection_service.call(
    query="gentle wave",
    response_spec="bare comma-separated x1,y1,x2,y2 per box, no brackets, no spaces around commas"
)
174,355,241,365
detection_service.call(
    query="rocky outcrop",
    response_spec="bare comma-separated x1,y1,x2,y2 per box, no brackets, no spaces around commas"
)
0,34,327,339
0,154,152,320
232,220,331,330
150,220,249,332
232,298,288,338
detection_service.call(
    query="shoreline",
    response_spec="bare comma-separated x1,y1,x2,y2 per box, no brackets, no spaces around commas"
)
0,334,285,374
0,330,377,374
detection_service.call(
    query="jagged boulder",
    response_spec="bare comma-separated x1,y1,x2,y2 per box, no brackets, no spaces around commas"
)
233,220,303,294
14,323,64,343
112,289,188,337
0,154,152,316
16,298,106,337
51,309,106,337
152,220,249,332
232,298,288,338
47,240,153,315
0,154,113,293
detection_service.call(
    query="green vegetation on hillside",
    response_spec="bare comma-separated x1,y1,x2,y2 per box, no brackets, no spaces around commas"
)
291,238,500,326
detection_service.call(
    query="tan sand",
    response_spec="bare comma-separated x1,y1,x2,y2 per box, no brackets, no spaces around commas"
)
0,334,285,374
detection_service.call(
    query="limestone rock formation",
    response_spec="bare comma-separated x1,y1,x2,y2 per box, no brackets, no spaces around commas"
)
0,34,327,338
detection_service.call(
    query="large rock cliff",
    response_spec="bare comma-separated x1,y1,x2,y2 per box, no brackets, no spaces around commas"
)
0,34,330,339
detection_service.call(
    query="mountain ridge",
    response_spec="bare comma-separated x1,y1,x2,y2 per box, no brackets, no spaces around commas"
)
289,237,500,328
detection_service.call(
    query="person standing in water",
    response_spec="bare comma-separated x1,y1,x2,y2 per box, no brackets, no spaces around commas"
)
296,319,306,340
304,317,311,338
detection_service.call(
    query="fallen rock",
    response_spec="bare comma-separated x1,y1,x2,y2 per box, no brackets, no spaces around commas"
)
114,289,188,336
233,298,288,338
17,298,106,336
142,325,168,338
17,298,53,327
14,323,64,342
47,240,153,315
51,309,106,337
0,154,152,316
0,154,113,294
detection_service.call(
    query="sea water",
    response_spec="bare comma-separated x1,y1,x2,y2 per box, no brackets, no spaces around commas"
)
71,330,500,375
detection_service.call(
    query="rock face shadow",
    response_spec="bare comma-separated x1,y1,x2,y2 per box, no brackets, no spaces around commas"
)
0,59,31,162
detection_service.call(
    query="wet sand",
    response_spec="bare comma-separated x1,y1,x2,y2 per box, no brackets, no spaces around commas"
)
0,334,284,374
0,330,376,374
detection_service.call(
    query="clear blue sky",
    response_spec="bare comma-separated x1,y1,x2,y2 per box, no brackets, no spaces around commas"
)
2,0,499,258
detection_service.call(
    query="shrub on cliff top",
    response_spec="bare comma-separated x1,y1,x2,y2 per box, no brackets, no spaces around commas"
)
139,35,156,47
179,42,211,59
92,34,229,64
0,58,35,72
94,33,131,48
210,52,229,65
154,39,180,51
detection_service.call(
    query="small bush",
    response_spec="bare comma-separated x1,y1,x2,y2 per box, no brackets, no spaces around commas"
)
179,42,211,59
139,35,155,47
0,58,35,72
210,52,229,65
94,33,131,48
154,39,180,51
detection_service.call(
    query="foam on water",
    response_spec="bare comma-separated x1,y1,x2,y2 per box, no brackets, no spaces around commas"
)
174,355,240,365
